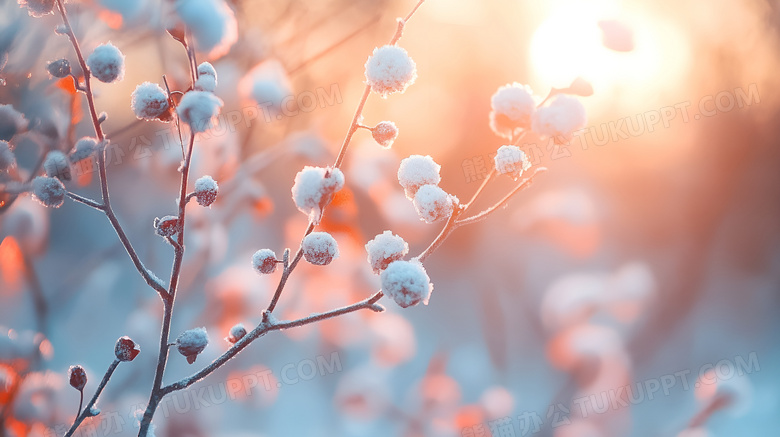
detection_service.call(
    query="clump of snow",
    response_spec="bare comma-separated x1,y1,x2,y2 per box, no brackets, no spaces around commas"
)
68,365,87,390
302,232,339,266
176,327,209,364
365,230,409,274
0,104,29,141
43,150,72,181
114,336,140,362
252,249,277,274
131,82,169,121
380,260,433,308
291,166,345,223
86,42,126,83
18,0,54,17
154,215,180,237
174,0,238,58
239,59,293,116
532,94,587,140
489,83,536,139
371,121,398,149
493,145,531,179
31,176,65,208
225,323,247,343
413,184,457,224
195,62,218,92
193,175,219,207
397,155,441,200
364,45,417,98
177,90,224,133
0,141,15,171
70,137,98,162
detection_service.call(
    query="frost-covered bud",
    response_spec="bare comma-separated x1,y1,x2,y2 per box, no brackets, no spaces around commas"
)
302,232,339,266
489,83,536,139
371,121,398,149
193,175,218,207
0,104,29,141
177,91,224,133
131,82,169,121
364,45,417,98
46,59,71,78
31,176,65,208
380,260,433,308
291,166,345,223
68,365,87,391
531,94,587,140
70,137,98,162
86,43,125,83
176,327,209,364
19,0,55,17
225,323,246,344
413,184,457,224
43,151,72,181
365,230,409,274
252,249,277,274
397,155,441,200
194,62,218,92
494,145,531,180
114,336,140,362
154,215,180,237
0,140,15,171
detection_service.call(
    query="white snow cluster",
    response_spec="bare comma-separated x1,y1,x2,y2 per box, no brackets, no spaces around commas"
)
302,231,339,266
380,260,433,308
532,94,587,140
397,155,441,200
291,166,345,223
176,327,209,364
193,175,219,207
177,90,224,133
175,0,238,58
0,141,15,171
131,82,169,121
239,59,293,116
18,0,54,17
364,45,417,98
43,150,71,181
194,62,218,92
226,323,247,343
412,184,457,224
489,82,536,139
372,121,398,149
365,230,409,274
70,137,98,162
251,249,277,274
86,42,125,83
31,176,65,208
494,145,531,180
0,104,28,141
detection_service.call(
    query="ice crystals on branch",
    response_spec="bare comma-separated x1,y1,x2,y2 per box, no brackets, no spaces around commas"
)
380,260,433,308
86,42,126,83
291,166,345,224
364,45,417,98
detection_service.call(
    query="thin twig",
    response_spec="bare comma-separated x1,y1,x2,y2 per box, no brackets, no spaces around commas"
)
67,191,104,210
64,360,121,437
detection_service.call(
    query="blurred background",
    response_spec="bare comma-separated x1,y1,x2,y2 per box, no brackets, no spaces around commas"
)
1,0,779,436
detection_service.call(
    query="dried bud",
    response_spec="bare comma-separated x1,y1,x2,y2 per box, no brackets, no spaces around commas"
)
252,249,277,274
225,324,247,344
193,175,218,207
114,336,140,362
154,215,180,237
302,232,339,266
371,121,398,149
176,328,209,364
68,365,87,391
46,59,71,78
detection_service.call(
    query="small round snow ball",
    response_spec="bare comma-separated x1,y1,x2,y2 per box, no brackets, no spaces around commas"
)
364,45,417,98
365,230,409,274
0,140,15,171
43,150,72,181
252,249,277,274
176,327,209,364
371,121,398,149
531,94,587,140
380,260,433,308
489,83,536,139
397,155,441,200
70,137,98,162
68,365,87,391
194,175,219,207
226,323,247,344
177,91,224,133
413,184,456,224
291,166,345,223
115,336,140,362
302,232,339,266
494,145,531,179
131,82,169,121
86,43,125,84
31,176,65,208
195,62,218,92
19,0,54,17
